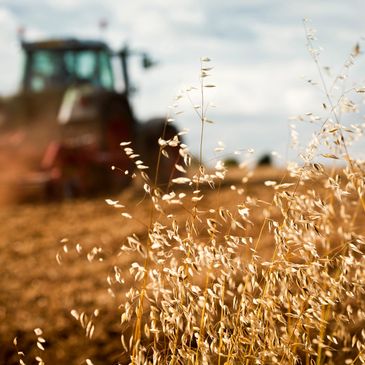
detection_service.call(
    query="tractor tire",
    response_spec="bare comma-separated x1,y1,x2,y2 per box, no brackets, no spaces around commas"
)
137,118,182,188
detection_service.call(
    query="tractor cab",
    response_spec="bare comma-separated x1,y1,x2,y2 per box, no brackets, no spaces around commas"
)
21,39,115,93
17,39,155,125
20,38,154,96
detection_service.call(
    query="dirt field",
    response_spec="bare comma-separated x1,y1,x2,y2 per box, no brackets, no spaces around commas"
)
0,166,284,365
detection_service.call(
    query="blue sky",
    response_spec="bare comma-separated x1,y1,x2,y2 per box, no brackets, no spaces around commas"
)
1,0,365,163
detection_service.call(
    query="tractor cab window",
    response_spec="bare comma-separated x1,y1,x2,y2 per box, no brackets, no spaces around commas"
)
28,50,70,92
98,51,113,90
73,50,113,90
25,48,114,92
74,51,97,83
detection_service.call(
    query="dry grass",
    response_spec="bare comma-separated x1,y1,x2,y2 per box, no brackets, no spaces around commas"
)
0,167,280,365
3,22,365,365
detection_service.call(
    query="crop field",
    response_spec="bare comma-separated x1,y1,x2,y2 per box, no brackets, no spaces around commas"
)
2,25,365,365
1,160,365,365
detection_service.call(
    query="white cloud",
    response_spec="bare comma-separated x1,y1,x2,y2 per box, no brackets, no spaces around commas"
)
0,8,21,93
44,0,91,10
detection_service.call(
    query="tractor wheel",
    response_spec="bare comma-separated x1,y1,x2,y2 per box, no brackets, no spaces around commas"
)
137,118,182,188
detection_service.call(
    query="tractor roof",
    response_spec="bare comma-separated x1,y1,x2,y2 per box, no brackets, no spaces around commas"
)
21,38,110,52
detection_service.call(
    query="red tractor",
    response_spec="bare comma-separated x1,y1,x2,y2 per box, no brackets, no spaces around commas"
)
0,38,180,200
